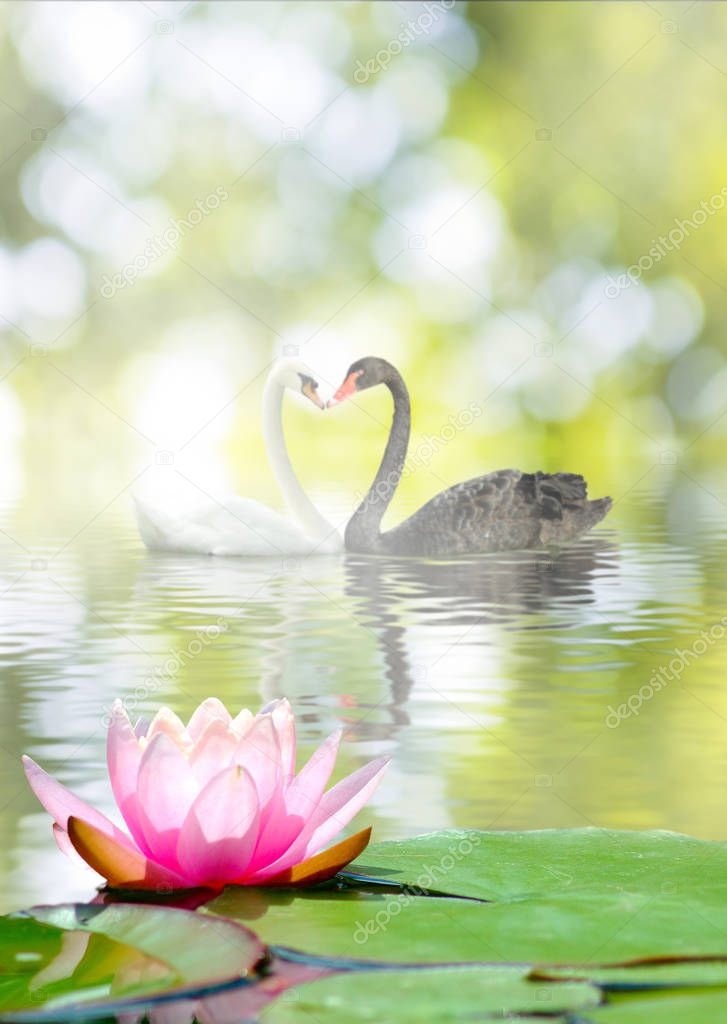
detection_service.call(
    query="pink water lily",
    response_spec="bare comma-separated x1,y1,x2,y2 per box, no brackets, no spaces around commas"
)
22,698,389,891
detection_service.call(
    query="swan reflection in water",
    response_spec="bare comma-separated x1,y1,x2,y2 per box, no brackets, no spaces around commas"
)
128,532,618,742
338,534,619,734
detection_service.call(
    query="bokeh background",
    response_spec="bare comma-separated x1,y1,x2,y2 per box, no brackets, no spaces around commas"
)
2,0,727,911
1,0,726,522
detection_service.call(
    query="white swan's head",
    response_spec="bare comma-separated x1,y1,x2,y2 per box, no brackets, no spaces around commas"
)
270,357,324,409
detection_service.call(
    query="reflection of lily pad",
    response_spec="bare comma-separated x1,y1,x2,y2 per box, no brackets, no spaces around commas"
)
28,903,263,985
0,903,264,1019
0,915,177,1014
264,965,601,1022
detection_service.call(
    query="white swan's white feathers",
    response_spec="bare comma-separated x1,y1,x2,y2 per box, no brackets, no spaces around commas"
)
134,494,340,557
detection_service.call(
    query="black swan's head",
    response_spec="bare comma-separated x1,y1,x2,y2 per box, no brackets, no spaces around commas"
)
327,356,396,407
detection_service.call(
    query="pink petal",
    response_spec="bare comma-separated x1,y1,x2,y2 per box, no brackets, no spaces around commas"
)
249,730,342,870
176,766,260,885
187,698,231,741
250,756,390,881
234,714,280,821
106,701,151,855
135,733,199,869
265,699,296,784
230,708,253,737
22,755,135,851
188,718,237,788
146,707,190,750
287,730,343,817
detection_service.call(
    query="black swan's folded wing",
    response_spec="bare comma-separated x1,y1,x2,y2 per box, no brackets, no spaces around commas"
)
382,470,611,556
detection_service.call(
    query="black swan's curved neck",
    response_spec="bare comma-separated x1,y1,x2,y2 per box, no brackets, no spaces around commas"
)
344,368,411,553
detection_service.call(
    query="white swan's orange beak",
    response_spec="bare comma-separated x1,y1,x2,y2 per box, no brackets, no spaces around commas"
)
327,372,359,408
302,380,325,409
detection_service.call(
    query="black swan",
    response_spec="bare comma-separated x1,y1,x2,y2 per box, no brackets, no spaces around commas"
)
328,357,612,557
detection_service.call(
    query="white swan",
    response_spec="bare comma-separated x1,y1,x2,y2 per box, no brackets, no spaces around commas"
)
134,359,342,557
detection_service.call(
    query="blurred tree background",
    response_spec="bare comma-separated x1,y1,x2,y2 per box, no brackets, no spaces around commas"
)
0,0,725,540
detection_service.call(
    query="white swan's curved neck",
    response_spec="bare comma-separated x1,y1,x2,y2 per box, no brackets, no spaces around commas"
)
262,377,333,544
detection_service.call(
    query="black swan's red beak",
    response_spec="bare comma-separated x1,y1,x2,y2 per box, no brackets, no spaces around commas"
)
327,372,359,408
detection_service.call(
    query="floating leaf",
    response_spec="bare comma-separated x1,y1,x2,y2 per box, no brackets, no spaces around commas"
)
588,989,727,1022
27,903,263,985
534,957,727,990
204,827,727,1022
263,964,601,1022
0,902,264,1019
346,828,727,903
205,884,727,966
0,914,177,1015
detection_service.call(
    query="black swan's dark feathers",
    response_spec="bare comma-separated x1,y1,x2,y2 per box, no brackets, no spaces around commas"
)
378,470,612,557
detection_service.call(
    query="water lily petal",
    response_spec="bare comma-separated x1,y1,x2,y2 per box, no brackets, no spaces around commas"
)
22,755,135,850
188,718,237,788
230,708,253,737
234,714,280,819
135,733,199,868
176,766,260,885
299,756,390,859
250,756,389,880
265,826,372,887
249,730,342,871
287,729,343,816
146,707,191,752
107,700,152,855
264,699,296,784
187,698,231,741
67,816,188,889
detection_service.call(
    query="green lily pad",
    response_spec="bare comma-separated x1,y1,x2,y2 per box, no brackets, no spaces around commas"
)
346,828,727,903
27,902,263,985
263,965,601,1022
205,883,727,966
534,959,727,989
0,914,178,1014
588,988,727,1022
0,902,264,1019
205,828,727,972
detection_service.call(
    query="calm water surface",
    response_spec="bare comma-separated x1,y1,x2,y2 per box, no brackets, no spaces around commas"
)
2,489,727,913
